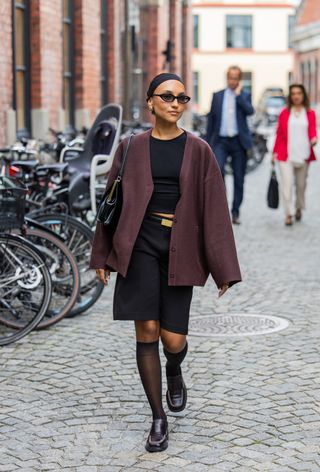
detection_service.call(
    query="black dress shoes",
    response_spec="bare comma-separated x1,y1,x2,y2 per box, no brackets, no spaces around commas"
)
145,418,168,452
232,216,241,225
166,374,187,412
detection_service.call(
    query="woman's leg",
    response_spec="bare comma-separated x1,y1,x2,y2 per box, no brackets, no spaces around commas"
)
161,328,188,412
135,320,166,420
135,320,168,452
294,163,309,216
279,161,294,223
161,328,187,375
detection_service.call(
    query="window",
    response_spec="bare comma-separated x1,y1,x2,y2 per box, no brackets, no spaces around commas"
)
288,15,295,49
62,0,75,129
122,1,141,119
242,71,252,95
193,14,199,49
12,0,31,138
226,15,252,49
193,71,199,104
100,0,108,106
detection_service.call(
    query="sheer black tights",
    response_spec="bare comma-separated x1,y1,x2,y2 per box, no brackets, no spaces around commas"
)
135,321,187,420
136,340,166,420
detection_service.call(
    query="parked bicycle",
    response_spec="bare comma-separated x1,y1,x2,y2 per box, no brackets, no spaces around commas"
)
0,176,92,345
29,211,104,317
13,220,80,328
0,176,52,345
0,103,128,344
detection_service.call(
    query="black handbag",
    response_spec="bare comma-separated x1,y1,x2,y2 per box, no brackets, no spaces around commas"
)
267,165,279,209
96,133,134,230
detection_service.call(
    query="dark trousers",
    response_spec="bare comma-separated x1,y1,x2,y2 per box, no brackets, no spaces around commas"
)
214,136,247,217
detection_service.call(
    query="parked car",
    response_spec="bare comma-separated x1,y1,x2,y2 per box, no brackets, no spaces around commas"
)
254,89,286,127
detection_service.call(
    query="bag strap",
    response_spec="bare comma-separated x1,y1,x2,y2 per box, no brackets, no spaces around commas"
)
117,133,134,180
97,133,134,209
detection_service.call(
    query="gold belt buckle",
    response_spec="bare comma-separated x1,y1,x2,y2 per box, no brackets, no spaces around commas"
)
161,218,173,228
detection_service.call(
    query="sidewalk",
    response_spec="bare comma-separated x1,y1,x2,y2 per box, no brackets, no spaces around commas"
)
1,151,320,472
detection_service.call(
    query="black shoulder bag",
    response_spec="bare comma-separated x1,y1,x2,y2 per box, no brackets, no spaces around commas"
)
267,164,279,209
96,133,134,231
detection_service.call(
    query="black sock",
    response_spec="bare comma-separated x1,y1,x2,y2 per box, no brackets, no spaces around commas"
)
163,341,188,377
136,340,166,421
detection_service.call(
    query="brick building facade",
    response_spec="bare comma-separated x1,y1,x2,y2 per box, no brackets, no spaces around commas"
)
292,0,320,110
0,0,192,146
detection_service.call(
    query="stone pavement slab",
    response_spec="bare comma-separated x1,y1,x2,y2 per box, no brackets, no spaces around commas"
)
1,149,320,471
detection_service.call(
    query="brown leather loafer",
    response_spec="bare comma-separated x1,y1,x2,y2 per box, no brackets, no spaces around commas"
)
232,216,241,225
166,374,187,412
145,418,168,453
285,215,293,226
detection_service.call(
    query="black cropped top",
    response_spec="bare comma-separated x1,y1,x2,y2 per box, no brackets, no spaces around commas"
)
146,131,187,214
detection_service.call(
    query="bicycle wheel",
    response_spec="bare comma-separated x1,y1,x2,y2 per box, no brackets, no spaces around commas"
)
13,228,80,328
0,234,52,346
34,214,104,316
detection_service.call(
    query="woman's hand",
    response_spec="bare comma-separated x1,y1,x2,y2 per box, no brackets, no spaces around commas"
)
271,153,277,164
218,283,229,298
311,137,318,147
95,268,110,286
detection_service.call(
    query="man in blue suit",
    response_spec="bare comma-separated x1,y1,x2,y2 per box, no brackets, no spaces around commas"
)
206,66,254,224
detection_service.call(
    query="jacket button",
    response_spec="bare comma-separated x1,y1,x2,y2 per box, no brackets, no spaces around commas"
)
170,273,175,278
171,247,176,252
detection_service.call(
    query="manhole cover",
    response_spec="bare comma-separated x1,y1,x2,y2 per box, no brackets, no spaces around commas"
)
189,313,290,337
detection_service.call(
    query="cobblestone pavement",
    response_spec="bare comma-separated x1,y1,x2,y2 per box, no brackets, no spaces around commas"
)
1,144,320,472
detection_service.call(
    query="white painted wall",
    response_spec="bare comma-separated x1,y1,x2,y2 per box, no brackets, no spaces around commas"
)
192,1,295,112
254,10,290,51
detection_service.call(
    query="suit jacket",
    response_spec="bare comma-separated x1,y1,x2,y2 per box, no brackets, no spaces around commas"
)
273,108,317,162
90,129,241,289
206,89,254,150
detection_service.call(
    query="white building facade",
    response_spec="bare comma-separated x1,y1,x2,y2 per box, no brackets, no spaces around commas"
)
192,0,295,113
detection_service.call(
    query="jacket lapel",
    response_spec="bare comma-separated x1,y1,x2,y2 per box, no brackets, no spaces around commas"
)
136,128,154,190
217,90,225,133
179,131,193,199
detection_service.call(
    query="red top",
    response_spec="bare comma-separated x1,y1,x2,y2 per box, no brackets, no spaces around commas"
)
273,108,317,162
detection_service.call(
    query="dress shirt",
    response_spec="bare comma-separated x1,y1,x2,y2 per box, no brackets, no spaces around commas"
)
219,88,238,137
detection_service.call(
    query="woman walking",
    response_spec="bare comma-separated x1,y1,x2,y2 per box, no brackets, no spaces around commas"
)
272,84,317,226
90,73,241,452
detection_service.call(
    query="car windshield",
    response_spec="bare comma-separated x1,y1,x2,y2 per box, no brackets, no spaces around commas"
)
266,96,285,108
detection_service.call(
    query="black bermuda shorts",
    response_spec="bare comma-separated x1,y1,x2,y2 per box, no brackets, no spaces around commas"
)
113,215,193,335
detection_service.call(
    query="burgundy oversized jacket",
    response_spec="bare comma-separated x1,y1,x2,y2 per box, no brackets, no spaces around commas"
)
90,129,242,289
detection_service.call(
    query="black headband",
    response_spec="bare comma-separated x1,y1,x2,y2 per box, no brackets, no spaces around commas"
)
146,73,184,99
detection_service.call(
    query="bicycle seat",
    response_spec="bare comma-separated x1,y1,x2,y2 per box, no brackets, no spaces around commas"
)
72,197,91,211
12,160,39,171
